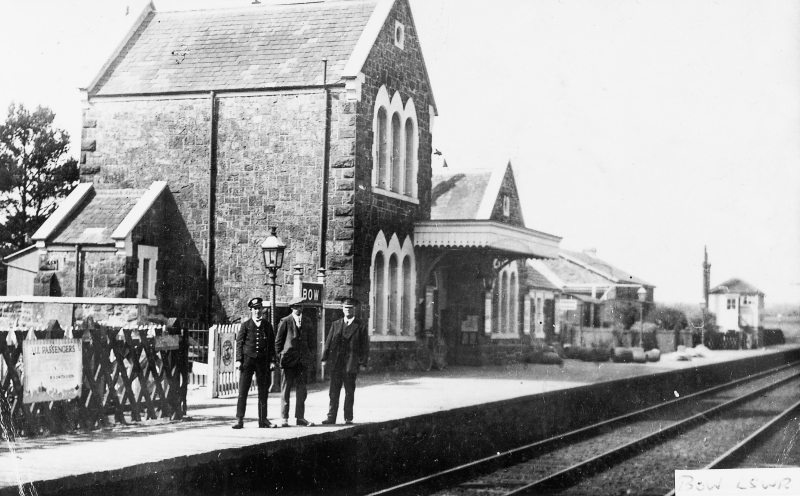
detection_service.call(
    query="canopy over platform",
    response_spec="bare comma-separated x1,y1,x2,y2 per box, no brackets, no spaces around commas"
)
414,220,561,260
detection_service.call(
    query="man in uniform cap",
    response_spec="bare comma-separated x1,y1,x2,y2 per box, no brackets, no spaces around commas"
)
275,296,315,427
321,297,369,425
233,297,277,429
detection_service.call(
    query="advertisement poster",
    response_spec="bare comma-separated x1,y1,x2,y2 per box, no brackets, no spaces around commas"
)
217,332,236,374
22,339,82,404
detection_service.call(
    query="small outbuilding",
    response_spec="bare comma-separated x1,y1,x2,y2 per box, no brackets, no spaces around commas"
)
708,278,765,332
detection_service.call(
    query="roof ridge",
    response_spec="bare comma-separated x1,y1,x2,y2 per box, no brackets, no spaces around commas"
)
95,189,147,197
157,0,375,15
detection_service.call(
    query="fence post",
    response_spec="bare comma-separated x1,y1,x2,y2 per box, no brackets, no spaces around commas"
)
208,325,218,399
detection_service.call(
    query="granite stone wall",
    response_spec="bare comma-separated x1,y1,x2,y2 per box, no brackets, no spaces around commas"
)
81,91,355,322
32,251,132,299
351,0,435,318
80,251,130,298
81,98,211,320
489,165,526,226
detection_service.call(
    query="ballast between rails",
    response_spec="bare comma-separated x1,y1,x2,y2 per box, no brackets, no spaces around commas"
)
364,361,800,496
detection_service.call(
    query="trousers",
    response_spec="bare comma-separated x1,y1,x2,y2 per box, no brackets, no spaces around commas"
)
280,365,308,419
236,355,270,425
327,368,357,422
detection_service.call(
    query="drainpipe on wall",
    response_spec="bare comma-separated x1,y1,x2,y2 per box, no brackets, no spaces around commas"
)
316,61,333,382
318,60,331,272
207,91,218,324
75,244,82,297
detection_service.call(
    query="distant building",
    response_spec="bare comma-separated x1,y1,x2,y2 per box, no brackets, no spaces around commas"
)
530,248,655,331
708,278,765,332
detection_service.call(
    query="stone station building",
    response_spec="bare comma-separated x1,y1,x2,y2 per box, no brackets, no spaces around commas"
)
5,0,564,368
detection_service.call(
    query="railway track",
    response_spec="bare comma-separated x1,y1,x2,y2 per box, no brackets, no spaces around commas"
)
366,361,800,496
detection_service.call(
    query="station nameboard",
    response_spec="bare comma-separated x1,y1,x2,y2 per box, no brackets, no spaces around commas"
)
558,299,578,311
301,282,323,306
23,339,82,404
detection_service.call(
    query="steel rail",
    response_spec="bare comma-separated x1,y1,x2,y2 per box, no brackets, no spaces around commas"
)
364,361,799,496
662,396,800,496
504,371,800,495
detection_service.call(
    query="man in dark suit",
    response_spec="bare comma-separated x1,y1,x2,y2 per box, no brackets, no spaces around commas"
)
233,297,277,429
321,297,369,425
275,296,315,427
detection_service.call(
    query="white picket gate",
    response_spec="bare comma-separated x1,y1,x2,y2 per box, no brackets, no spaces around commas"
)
208,324,242,398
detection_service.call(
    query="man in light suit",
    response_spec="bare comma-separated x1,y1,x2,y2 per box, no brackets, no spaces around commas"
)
321,297,369,425
275,296,315,427
233,297,277,429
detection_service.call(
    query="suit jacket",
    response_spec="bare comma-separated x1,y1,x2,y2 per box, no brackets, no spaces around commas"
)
236,317,276,363
321,317,369,374
275,314,314,368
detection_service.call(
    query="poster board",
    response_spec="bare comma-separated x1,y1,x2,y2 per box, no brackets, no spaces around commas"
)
23,339,82,404
217,331,236,374
558,299,578,311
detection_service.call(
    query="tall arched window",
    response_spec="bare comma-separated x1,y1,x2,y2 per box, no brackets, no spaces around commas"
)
370,231,417,340
391,113,402,193
372,86,418,200
492,279,500,333
493,261,519,339
374,252,385,334
404,118,415,196
510,272,518,335
501,272,509,333
402,256,413,332
388,254,399,334
377,107,388,190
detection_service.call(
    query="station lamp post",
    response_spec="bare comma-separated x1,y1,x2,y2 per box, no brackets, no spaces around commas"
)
261,227,286,332
637,286,647,348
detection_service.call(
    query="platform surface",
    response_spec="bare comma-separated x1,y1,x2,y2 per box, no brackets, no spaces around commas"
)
1,345,796,492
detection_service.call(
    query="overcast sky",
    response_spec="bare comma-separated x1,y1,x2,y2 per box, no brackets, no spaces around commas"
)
1,0,798,305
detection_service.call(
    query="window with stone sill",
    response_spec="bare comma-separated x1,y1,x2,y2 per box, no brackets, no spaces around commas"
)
370,230,416,338
372,86,418,201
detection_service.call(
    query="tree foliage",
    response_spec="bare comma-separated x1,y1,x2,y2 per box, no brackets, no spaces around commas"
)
619,304,640,330
650,305,689,330
0,103,79,256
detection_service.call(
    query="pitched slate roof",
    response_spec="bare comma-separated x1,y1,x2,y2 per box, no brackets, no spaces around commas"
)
430,171,492,220
539,257,612,286
710,278,764,295
91,1,378,96
535,249,653,291
525,264,560,292
560,249,652,287
50,189,146,245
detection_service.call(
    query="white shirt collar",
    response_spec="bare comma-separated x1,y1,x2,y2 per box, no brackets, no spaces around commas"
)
293,314,302,326
345,316,355,326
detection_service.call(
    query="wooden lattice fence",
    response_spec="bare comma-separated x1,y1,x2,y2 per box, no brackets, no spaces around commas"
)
0,323,189,438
